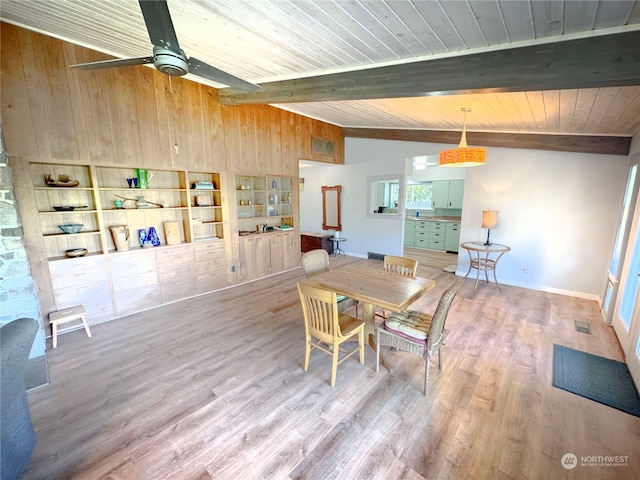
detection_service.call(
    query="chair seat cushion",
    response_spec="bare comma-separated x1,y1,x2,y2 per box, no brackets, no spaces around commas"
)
384,310,433,343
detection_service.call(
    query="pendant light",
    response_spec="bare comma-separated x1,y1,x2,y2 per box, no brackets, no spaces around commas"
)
439,108,486,167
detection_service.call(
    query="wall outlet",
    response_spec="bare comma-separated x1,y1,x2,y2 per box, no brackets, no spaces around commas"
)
522,267,528,274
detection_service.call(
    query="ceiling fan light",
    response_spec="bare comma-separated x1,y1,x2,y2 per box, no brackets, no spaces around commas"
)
153,46,188,77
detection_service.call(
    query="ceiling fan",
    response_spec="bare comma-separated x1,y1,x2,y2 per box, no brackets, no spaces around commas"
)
70,0,259,92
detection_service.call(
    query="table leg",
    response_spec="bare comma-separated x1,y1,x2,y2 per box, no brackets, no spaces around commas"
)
491,251,508,292
363,302,390,371
463,249,473,278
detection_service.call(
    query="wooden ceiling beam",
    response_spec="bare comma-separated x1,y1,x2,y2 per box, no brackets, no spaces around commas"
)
341,128,632,156
218,31,640,105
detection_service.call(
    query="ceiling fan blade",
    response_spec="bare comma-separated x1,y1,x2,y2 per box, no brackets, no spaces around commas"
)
188,57,260,92
70,56,154,71
138,0,181,52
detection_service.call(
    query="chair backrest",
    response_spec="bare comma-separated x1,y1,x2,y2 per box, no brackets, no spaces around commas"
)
297,282,344,343
427,279,463,354
384,255,418,277
301,249,330,278
1,318,39,480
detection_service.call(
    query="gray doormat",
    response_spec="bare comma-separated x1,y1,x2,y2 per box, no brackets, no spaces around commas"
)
553,344,640,417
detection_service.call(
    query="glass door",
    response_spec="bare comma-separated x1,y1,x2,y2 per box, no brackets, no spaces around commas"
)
628,309,640,389
603,164,638,325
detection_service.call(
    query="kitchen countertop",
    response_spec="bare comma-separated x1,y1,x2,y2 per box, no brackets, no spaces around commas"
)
405,216,461,223
239,227,294,236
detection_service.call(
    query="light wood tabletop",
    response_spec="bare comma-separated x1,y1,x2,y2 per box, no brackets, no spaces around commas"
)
302,264,436,362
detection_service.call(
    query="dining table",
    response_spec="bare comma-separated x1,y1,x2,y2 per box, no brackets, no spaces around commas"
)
302,263,436,369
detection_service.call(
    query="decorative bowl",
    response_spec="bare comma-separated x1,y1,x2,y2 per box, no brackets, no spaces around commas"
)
59,223,84,234
65,248,88,258
53,205,87,211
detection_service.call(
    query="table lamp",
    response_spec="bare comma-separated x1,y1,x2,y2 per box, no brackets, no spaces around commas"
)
482,210,498,245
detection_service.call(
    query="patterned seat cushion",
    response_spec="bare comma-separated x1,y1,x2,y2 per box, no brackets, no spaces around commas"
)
383,310,433,344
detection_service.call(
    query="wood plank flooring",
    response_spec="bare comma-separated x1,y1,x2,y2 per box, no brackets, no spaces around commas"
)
23,256,640,479
403,247,458,271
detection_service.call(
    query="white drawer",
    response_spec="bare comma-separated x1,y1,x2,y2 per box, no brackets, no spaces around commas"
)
158,263,196,281
53,280,113,323
109,249,157,276
196,255,227,274
114,285,161,316
160,277,197,303
112,271,158,293
195,241,225,262
49,256,108,289
196,271,228,294
428,239,444,250
156,245,194,267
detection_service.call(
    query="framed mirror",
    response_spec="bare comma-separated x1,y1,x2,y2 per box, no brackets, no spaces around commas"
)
322,185,342,231
368,175,403,218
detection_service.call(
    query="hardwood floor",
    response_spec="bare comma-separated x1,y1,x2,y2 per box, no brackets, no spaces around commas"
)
403,246,458,271
24,256,640,479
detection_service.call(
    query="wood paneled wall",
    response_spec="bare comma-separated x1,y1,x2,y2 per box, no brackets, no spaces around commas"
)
0,22,343,171
1,22,344,325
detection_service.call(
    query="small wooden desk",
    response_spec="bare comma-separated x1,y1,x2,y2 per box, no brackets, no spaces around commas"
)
302,264,436,368
300,231,333,254
461,242,511,292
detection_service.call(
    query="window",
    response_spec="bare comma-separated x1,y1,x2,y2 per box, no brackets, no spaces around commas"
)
368,175,402,217
406,182,433,209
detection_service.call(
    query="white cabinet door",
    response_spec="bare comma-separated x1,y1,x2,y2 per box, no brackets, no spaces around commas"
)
404,221,415,246
432,181,450,208
445,223,461,252
448,180,465,209
432,180,465,208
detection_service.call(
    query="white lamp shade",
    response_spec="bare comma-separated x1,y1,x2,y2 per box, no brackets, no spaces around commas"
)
482,210,498,229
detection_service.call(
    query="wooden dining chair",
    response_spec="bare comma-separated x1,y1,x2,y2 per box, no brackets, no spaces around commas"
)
300,249,355,312
372,255,419,320
384,255,418,277
375,279,463,395
297,282,365,387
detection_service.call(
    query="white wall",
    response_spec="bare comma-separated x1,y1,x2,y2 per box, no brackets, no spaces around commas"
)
300,137,629,299
630,133,640,156
300,138,446,256
460,148,627,298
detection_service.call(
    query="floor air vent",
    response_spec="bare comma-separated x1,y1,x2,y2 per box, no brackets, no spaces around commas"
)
368,252,385,261
575,320,591,335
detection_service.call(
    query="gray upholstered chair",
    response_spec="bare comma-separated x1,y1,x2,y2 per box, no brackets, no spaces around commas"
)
375,280,462,395
300,249,356,312
1,317,39,480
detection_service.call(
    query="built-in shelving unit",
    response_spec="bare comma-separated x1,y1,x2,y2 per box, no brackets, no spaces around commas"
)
30,162,103,260
235,174,294,232
96,166,191,252
188,171,223,243
30,162,226,260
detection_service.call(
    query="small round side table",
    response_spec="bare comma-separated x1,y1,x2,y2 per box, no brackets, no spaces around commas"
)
460,242,511,292
330,236,347,255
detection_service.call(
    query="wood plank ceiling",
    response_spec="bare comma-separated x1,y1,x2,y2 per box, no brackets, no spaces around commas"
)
2,0,640,154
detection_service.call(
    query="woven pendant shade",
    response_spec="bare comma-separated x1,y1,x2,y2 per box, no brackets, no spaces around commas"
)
439,109,487,167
